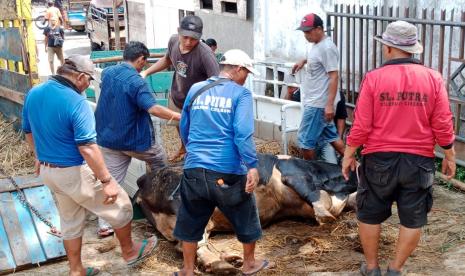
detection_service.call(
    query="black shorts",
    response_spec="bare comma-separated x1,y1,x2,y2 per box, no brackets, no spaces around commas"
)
173,168,262,243
356,152,434,228
335,91,348,120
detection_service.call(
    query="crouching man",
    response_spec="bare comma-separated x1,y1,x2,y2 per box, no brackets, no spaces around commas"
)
173,50,273,276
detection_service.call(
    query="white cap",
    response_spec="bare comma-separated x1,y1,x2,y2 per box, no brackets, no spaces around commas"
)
219,49,260,75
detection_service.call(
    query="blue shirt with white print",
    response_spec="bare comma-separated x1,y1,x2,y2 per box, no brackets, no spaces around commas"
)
180,77,258,175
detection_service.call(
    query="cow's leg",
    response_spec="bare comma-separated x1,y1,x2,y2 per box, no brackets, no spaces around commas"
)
329,193,349,217
196,229,240,274
346,191,357,210
312,190,336,224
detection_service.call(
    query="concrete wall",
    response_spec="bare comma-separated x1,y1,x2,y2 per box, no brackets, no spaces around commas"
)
195,0,254,56
144,0,195,49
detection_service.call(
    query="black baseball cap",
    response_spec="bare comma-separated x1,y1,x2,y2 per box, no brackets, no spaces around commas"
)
178,15,203,40
205,38,217,47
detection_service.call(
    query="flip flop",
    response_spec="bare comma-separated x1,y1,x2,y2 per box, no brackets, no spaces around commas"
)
242,259,271,276
126,236,158,267
86,267,100,276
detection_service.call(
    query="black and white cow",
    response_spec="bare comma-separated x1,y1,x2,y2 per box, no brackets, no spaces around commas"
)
135,154,358,274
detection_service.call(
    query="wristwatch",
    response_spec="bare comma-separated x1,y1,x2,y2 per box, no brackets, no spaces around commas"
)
100,176,112,184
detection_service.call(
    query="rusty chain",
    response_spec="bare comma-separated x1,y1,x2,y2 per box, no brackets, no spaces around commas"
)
0,166,61,237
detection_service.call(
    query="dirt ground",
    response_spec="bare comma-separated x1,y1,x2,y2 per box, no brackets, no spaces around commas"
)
5,125,465,275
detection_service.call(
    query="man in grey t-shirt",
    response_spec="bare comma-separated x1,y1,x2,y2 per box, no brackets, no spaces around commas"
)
141,15,219,161
292,13,344,160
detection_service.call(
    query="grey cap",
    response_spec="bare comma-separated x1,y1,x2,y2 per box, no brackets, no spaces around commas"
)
178,15,203,40
66,54,96,80
374,20,423,54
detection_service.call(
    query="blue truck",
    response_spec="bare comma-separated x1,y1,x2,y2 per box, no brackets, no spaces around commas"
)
67,0,90,32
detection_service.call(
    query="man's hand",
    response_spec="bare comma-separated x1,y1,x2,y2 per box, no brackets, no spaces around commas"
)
102,178,119,205
292,60,306,74
245,168,259,194
140,71,147,79
342,155,357,181
34,159,40,176
324,104,335,122
442,148,456,180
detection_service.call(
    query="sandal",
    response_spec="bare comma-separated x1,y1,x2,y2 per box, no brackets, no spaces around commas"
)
360,263,381,276
126,236,158,266
85,267,100,276
242,259,273,276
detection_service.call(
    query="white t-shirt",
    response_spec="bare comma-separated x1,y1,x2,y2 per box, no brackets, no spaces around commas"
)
301,36,340,108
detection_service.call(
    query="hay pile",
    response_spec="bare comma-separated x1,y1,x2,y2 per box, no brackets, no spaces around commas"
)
0,115,35,177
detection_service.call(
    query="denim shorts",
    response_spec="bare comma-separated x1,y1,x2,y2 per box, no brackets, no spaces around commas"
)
173,168,262,243
357,152,434,228
298,106,339,150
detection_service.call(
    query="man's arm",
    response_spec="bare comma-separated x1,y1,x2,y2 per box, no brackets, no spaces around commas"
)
442,147,456,180
233,91,258,169
292,59,307,74
78,144,111,182
25,133,40,175
140,56,172,78
179,101,190,147
341,145,358,181
324,71,339,121
78,144,119,205
147,105,180,121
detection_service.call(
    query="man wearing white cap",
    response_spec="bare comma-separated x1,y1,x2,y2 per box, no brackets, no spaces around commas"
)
173,49,272,276
22,55,157,275
342,21,456,276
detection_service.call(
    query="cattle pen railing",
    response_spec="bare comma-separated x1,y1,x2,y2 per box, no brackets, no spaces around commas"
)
326,5,465,166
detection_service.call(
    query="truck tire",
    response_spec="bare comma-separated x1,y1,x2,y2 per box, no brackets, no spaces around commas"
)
91,42,102,51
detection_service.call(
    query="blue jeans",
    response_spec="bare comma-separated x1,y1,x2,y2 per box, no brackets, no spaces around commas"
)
173,168,262,243
298,106,339,150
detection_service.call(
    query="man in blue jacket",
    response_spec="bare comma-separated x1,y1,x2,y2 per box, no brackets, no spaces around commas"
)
173,49,272,276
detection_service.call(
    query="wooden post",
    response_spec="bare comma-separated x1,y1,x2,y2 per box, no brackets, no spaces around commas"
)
113,0,120,50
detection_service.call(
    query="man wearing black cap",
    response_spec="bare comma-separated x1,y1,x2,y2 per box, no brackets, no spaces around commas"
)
141,15,219,161
292,13,345,162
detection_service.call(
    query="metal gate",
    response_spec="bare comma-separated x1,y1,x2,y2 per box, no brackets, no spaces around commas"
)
327,5,465,165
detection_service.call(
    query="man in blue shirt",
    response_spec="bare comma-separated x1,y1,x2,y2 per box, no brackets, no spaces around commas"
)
95,42,180,232
173,49,272,276
23,55,157,275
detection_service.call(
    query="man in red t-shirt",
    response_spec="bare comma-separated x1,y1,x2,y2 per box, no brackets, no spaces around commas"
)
342,21,456,276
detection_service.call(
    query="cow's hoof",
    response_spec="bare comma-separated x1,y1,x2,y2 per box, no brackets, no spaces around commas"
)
315,214,337,224
210,260,241,275
220,252,243,267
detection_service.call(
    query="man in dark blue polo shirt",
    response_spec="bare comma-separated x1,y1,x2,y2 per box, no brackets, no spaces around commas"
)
95,41,180,196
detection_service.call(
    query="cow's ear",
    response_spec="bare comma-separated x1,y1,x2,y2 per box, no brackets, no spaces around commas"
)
136,174,147,188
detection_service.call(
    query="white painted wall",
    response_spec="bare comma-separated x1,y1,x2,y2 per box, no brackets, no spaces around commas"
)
252,0,465,97
144,0,195,49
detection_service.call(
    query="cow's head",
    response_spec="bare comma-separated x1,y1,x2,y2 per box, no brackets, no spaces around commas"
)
136,165,183,241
